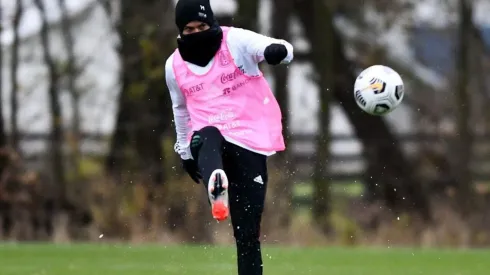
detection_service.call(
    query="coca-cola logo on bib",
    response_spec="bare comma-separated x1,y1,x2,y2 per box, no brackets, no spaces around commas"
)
220,66,245,84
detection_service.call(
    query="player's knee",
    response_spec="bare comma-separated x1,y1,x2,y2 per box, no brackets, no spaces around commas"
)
199,126,221,137
197,126,224,143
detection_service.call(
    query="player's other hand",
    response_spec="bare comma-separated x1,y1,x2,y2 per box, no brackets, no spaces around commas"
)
264,43,288,65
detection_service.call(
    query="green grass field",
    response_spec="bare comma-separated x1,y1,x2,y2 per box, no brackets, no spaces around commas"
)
0,244,489,275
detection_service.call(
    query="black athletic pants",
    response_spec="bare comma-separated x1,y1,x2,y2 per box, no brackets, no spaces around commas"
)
190,126,267,275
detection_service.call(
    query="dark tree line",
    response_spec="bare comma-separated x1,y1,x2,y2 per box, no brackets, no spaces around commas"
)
0,0,483,242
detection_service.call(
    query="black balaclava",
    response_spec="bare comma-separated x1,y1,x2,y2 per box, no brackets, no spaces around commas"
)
175,0,223,67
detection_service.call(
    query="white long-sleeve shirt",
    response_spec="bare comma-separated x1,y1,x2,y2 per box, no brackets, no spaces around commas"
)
165,27,294,160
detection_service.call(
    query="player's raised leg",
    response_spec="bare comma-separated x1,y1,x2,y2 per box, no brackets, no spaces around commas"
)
191,126,230,221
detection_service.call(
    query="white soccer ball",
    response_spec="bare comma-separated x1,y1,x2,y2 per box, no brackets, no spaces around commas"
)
353,65,404,116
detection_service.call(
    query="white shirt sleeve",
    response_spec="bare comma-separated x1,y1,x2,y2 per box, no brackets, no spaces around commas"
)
165,54,193,160
227,27,294,64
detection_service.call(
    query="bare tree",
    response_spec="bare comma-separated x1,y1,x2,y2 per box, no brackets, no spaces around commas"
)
0,3,6,149
58,0,81,176
293,0,334,233
10,0,23,150
454,0,476,214
235,0,259,31
98,0,112,15
33,0,66,206
268,0,294,231
106,0,173,185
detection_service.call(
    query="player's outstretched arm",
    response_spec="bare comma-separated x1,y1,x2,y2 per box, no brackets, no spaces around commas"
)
229,27,294,65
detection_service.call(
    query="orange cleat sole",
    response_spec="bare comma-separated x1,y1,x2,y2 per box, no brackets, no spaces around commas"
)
212,201,229,221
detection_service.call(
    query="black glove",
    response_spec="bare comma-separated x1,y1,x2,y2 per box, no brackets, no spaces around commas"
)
182,158,202,184
264,43,288,65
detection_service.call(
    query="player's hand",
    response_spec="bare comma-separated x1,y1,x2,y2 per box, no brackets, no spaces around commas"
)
264,43,288,65
182,159,202,184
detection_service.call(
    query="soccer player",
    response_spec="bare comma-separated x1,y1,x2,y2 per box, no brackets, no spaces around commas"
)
165,0,294,274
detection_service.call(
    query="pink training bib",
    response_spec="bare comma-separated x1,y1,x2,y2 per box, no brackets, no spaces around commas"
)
172,27,285,152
